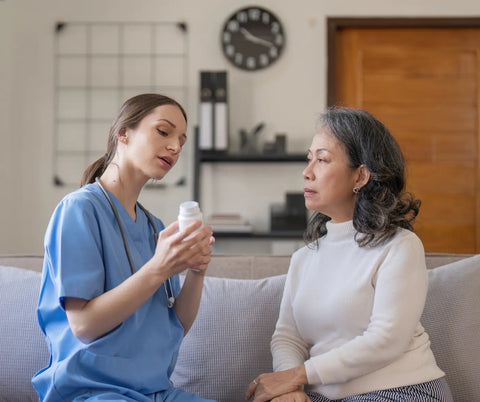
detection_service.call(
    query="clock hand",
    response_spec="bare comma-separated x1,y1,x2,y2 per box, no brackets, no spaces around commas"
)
240,27,273,48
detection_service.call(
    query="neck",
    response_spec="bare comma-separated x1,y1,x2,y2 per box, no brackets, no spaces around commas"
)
99,166,146,220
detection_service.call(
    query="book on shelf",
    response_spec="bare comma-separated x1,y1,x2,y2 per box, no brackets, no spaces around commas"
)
211,224,253,233
205,213,253,233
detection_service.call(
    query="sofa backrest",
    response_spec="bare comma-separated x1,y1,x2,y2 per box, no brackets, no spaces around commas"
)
1,253,473,278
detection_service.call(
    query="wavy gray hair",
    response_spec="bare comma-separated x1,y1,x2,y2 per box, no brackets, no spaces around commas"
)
304,106,420,248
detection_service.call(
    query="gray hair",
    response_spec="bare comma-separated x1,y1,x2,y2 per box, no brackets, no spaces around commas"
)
304,106,420,248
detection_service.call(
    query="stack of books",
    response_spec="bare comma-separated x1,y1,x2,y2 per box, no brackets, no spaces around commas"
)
205,213,253,233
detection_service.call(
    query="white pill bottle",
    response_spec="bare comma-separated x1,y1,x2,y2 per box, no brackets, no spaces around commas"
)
178,201,203,234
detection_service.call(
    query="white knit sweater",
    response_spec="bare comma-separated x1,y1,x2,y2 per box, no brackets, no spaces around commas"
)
271,220,444,399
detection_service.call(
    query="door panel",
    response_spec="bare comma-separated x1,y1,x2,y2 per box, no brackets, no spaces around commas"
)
335,27,480,253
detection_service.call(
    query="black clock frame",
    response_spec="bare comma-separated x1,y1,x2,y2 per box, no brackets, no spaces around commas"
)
221,6,285,71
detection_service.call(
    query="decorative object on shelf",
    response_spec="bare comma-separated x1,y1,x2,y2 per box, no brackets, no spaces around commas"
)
199,71,229,151
263,133,287,154
270,192,307,232
193,127,308,237
239,122,265,154
221,6,286,71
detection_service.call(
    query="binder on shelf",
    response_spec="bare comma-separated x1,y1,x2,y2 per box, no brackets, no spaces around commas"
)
199,71,229,151
213,72,228,151
199,72,213,150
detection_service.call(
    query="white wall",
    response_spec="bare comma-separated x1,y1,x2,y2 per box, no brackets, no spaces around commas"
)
1,0,479,254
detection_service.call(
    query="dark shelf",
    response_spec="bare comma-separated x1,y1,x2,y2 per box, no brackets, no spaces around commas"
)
213,230,304,239
199,151,306,163
193,128,307,242
193,127,307,201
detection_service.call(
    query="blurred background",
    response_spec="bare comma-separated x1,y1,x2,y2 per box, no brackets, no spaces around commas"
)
1,0,479,255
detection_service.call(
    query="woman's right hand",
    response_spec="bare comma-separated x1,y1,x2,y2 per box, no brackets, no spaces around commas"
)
151,220,213,278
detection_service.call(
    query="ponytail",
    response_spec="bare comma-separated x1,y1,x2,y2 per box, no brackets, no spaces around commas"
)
80,155,108,187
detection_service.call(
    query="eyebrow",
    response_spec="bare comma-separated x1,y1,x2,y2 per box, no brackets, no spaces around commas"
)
307,148,330,155
155,118,176,128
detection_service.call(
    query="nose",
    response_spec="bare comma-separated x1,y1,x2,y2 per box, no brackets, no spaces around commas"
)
303,162,314,180
167,138,181,154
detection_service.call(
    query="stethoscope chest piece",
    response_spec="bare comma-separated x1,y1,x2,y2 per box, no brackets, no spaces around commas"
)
168,296,175,308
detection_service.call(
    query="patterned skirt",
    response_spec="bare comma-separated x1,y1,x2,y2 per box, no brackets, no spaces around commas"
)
306,377,453,402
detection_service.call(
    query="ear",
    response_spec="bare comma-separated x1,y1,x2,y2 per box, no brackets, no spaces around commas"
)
117,128,128,143
354,164,370,188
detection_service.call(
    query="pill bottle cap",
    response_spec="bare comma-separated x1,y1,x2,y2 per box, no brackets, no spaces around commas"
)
179,201,201,217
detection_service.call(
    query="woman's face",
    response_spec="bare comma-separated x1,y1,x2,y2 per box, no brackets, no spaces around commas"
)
120,104,187,181
303,128,361,223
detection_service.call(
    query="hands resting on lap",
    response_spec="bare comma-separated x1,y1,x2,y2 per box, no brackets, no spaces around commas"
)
245,367,310,402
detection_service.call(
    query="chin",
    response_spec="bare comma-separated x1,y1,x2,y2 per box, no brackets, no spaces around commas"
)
149,169,168,181
304,199,319,212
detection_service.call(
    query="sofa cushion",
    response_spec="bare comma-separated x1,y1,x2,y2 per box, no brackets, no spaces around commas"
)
421,254,480,402
0,266,48,402
171,274,286,402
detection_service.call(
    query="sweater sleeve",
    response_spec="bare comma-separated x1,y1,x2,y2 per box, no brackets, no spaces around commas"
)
305,233,429,385
271,250,310,372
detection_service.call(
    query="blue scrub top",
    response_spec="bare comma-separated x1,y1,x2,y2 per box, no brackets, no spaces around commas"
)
32,184,184,401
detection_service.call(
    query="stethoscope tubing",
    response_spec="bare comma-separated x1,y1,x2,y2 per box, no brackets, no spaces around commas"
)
95,177,175,308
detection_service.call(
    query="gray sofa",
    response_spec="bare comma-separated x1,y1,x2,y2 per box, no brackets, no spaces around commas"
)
1,253,479,402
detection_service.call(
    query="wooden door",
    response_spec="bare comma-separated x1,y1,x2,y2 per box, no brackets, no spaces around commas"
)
331,24,480,253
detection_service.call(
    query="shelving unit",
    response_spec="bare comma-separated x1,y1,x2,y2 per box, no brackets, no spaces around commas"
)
193,129,307,240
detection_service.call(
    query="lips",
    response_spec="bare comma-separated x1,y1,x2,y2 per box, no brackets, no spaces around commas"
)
159,156,174,168
304,187,316,196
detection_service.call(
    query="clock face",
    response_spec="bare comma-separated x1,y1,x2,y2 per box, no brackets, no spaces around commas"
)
221,6,285,71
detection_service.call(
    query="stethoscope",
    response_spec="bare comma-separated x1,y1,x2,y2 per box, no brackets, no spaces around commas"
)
95,177,175,308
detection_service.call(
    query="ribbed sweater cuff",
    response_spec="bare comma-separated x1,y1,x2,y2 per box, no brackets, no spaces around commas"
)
305,359,322,385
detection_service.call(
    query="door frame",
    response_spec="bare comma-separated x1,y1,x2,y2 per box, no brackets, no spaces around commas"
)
327,17,480,106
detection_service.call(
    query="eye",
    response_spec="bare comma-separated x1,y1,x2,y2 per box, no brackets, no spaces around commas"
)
157,128,168,137
180,136,187,148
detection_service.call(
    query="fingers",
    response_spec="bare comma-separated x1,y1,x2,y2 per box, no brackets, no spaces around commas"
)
245,378,258,400
154,222,213,276
160,220,204,243
176,225,213,269
245,370,304,402
178,220,203,239
271,391,312,402
180,226,213,254
160,221,179,237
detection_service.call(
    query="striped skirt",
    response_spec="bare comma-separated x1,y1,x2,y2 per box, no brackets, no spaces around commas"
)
306,377,453,402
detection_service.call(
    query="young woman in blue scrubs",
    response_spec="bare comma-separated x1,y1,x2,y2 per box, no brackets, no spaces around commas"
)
33,94,216,402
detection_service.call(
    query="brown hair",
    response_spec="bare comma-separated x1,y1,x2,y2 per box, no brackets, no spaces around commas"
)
80,93,187,186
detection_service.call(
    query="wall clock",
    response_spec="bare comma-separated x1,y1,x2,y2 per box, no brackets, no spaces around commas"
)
221,6,286,71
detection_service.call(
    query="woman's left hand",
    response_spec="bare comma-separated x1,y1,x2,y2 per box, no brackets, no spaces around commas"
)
245,366,308,402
